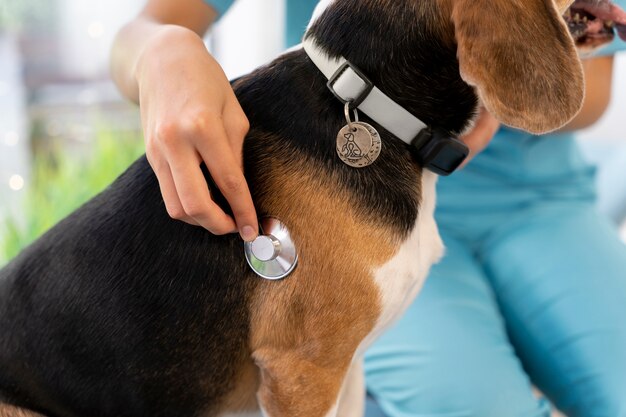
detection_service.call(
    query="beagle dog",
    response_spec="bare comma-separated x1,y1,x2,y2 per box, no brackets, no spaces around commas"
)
3,0,621,415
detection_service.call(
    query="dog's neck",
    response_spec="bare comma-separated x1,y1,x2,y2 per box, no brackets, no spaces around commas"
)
305,0,477,135
235,0,481,237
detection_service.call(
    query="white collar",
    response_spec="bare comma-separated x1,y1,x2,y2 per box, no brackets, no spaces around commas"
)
302,37,427,145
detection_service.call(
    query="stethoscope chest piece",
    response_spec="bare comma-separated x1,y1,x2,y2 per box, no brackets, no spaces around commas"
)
244,217,298,280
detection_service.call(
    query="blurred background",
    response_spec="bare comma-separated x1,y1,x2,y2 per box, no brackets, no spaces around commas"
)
0,0,624,264
0,0,285,263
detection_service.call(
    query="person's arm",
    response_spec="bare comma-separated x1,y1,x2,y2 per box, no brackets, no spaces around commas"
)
110,0,259,241
558,55,615,131
461,55,615,160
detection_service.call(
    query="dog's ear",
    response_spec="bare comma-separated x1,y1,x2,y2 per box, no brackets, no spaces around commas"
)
452,0,584,134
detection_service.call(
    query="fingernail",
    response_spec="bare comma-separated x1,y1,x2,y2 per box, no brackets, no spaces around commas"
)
241,225,257,242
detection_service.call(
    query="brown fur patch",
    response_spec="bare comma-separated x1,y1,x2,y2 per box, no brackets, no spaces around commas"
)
0,404,45,417
240,139,418,416
447,0,584,134
218,359,260,414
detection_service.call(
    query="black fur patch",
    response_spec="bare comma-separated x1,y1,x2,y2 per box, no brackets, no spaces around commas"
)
0,159,258,416
307,0,477,135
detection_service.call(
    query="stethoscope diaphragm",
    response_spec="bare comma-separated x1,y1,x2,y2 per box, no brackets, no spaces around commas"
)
244,217,298,280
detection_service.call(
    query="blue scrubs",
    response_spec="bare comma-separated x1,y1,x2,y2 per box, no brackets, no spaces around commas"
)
366,131,626,417
206,1,626,415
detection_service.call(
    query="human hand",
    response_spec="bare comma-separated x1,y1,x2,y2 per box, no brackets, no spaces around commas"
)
135,26,258,241
460,107,501,167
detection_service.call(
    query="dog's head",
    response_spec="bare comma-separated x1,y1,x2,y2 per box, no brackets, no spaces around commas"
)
310,0,626,135
444,0,586,134
309,0,618,135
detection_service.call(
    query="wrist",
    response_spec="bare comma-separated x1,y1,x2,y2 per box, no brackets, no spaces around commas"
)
134,25,206,90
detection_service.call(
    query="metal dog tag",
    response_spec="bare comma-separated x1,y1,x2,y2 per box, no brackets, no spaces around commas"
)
336,121,381,168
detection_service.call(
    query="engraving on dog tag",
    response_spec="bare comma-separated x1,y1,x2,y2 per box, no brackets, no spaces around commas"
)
336,122,381,168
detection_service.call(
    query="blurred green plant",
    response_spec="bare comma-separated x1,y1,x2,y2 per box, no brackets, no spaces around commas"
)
0,0,56,31
0,131,144,266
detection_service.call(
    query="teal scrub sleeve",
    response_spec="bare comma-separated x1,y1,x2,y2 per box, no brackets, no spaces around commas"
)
286,0,319,47
203,0,234,18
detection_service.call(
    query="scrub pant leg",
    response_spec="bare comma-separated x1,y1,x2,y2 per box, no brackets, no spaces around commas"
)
482,203,626,417
364,232,551,417
579,141,626,225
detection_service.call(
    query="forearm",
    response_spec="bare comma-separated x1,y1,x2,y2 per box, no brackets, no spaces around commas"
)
110,2,217,103
109,0,257,239
558,55,615,132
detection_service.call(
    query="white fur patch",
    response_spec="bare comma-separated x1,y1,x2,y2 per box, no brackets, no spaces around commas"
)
355,170,444,357
336,360,365,417
323,404,339,417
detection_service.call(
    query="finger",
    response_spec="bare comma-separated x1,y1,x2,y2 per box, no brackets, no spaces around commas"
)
167,148,238,235
193,123,258,242
147,153,200,226
223,98,250,163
